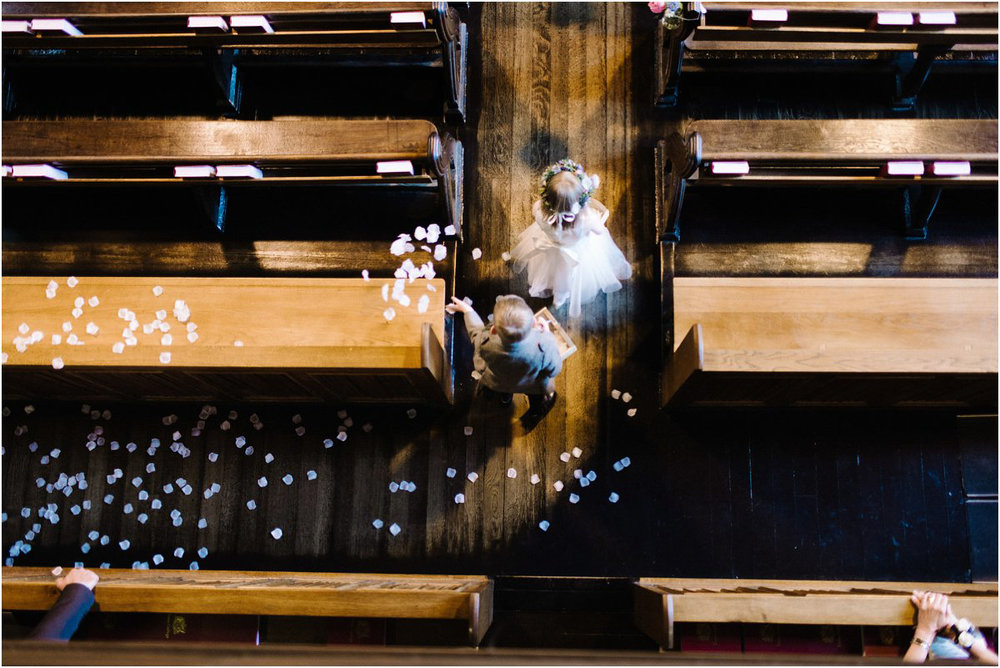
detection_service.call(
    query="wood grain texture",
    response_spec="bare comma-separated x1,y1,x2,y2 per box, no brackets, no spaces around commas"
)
2,120,436,164
1,241,454,282
2,276,444,370
673,278,997,374
686,119,998,161
2,3,440,17
689,3,998,46
635,579,998,628
0,3,992,592
2,566,491,620
699,2,997,13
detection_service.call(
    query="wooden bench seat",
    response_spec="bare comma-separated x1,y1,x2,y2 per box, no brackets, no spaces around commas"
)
2,276,453,404
2,2,467,121
656,119,998,241
656,2,998,109
1,119,464,240
2,567,493,646
635,577,998,650
662,277,998,408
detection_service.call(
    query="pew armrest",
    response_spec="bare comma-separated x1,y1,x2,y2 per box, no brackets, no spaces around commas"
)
662,323,703,407
634,583,675,650
421,322,452,404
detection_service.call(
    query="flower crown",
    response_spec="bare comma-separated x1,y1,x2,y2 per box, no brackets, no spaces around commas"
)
538,158,599,210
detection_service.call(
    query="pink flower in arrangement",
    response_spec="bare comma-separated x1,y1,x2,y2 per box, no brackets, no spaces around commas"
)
648,1,667,13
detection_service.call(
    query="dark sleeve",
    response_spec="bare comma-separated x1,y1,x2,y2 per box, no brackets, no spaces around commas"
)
27,584,95,641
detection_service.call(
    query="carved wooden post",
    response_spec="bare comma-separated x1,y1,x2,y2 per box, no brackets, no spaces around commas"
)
654,3,700,108
656,131,701,242
435,3,467,123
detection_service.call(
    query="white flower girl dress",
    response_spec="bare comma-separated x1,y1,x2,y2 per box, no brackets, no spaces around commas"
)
510,197,632,318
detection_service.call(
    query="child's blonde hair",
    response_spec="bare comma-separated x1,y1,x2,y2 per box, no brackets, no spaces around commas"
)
541,171,586,224
493,295,534,344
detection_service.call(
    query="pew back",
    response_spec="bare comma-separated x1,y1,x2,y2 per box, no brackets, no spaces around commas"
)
2,119,464,237
2,276,451,404
655,119,998,240
2,567,493,646
691,119,998,165
635,577,999,650
2,2,467,122
2,2,459,49
654,2,998,108
2,118,436,167
664,277,998,407
687,2,998,49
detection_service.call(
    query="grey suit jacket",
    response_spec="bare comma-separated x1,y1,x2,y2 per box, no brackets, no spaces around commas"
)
462,310,562,395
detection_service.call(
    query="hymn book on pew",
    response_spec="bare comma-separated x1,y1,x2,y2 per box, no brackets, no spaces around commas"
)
535,307,577,360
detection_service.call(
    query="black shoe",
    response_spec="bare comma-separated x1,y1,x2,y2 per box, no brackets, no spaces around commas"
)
527,391,557,418
481,386,513,406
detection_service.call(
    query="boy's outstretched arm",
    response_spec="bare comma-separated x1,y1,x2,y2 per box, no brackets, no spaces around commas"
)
446,296,486,333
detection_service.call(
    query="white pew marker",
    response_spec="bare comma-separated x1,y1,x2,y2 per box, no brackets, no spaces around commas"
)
750,9,787,22
216,164,263,179
918,11,956,26
174,165,216,178
229,15,274,33
389,11,426,28
885,161,925,176
932,161,971,176
710,161,750,175
1,20,33,34
29,18,82,35
11,164,68,180
187,16,229,31
376,160,415,175
875,12,914,26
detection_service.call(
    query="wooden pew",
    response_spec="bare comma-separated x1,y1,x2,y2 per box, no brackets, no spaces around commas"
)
655,119,998,241
662,277,998,408
1,276,453,405
2,567,493,647
1,119,464,240
1,2,467,121
1,240,459,300
656,2,998,109
635,578,998,650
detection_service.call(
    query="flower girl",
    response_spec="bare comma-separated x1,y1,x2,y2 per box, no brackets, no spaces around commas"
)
510,159,632,318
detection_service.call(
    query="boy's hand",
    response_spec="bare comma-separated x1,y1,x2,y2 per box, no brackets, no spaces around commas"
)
445,296,473,315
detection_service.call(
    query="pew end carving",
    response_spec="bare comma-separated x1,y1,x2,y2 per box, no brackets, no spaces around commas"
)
655,132,701,243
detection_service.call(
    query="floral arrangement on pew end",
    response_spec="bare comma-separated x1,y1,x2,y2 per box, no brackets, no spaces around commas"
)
648,1,686,30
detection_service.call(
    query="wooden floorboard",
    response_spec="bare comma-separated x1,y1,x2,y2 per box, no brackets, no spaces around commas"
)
1,3,994,587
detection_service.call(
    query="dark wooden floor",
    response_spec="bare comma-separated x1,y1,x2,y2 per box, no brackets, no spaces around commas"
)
2,3,997,590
